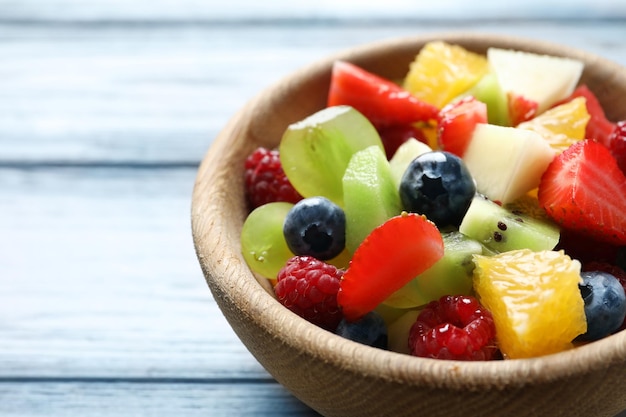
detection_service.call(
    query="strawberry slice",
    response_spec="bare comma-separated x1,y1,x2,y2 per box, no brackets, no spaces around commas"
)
327,61,438,128
538,139,626,245
437,96,487,157
337,213,444,322
552,85,616,147
508,92,538,126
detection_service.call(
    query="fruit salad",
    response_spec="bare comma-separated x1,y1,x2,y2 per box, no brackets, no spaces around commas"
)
240,41,626,361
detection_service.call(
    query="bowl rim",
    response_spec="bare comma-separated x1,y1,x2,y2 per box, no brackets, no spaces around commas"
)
191,31,626,392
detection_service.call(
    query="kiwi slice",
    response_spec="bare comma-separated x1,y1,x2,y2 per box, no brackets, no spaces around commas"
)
459,194,560,253
342,145,402,255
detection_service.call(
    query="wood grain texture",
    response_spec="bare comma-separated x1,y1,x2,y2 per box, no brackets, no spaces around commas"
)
0,381,321,417
0,167,320,413
1,0,625,21
0,22,624,163
192,33,626,417
0,168,267,379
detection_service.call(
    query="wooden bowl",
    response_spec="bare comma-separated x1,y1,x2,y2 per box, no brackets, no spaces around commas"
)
191,33,626,417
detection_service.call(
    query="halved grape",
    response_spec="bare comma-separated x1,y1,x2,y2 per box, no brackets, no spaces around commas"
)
241,202,294,279
386,309,420,355
279,105,384,207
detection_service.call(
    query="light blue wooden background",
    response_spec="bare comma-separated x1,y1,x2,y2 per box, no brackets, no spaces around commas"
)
0,1,625,416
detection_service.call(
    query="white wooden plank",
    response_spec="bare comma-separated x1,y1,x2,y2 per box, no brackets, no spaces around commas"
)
0,0,624,21
0,381,321,417
0,167,271,379
0,22,625,163
0,381,623,417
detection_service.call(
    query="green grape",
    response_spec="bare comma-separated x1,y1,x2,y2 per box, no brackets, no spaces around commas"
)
241,202,294,279
386,309,420,355
279,105,384,207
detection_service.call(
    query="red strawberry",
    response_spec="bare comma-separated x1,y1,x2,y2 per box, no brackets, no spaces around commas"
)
538,139,626,245
552,85,616,147
327,61,438,128
377,123,428,159
507,92,538,126
608,121,626,174
437,96,487,157
337,213,444,322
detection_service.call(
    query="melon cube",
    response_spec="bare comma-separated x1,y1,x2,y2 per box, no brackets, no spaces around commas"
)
487,48,584,114
462,123,555,204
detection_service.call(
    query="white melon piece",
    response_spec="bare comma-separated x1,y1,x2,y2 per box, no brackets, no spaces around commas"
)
463,123,555,204
388,138,432,188
487,47,584,113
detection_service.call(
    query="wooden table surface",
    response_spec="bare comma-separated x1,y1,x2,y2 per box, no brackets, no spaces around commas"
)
1,1,626,416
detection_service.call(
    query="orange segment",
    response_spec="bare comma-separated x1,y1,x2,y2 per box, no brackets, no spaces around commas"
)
473,249,586,359
403,41,489,109
517,96,590,153
419,122,439,150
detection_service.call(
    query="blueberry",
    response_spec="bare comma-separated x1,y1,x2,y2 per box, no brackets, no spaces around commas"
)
335,311,388,349
577,271,626,341
399,151,476,228
283,196,345,260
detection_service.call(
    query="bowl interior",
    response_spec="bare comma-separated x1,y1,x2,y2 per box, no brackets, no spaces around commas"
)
191,33,626,417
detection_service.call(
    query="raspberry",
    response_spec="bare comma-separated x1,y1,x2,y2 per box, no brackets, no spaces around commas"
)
274,256,344,331
408,295,498,361
608,121,626,175
244,147,302,209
